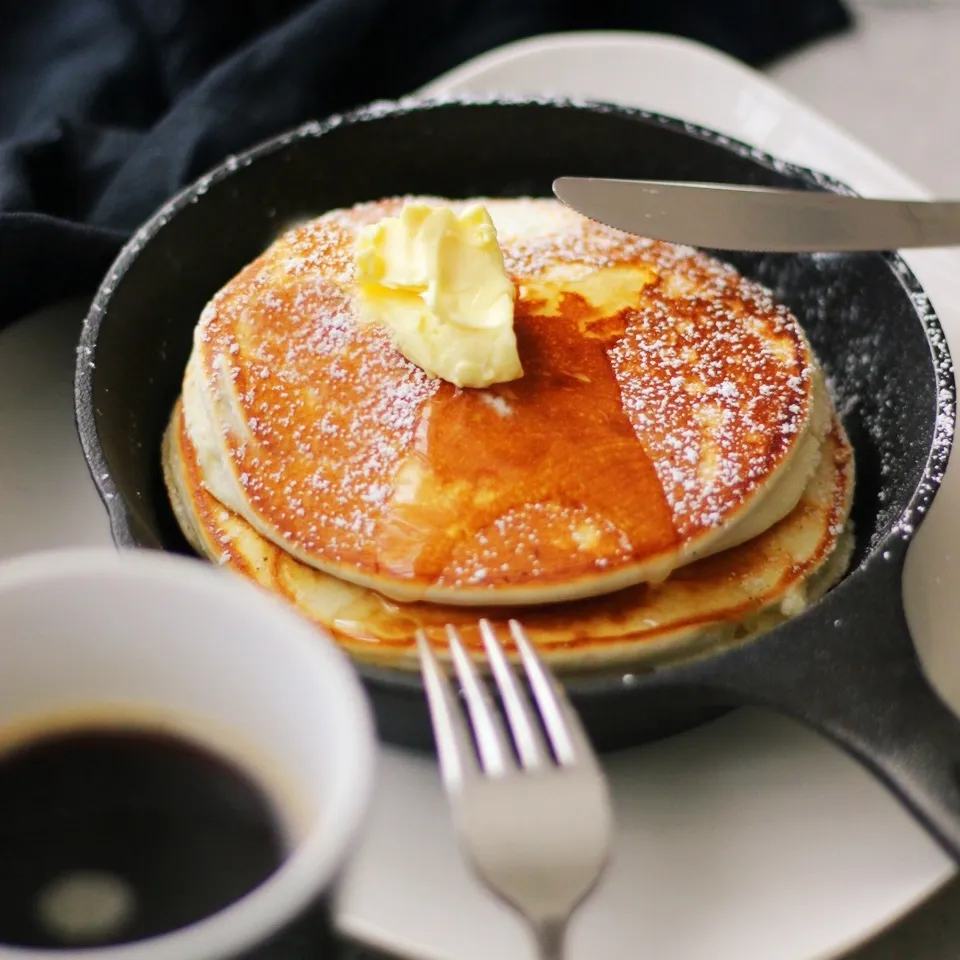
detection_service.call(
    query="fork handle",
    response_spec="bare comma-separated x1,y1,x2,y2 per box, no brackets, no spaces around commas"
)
533,919,567,960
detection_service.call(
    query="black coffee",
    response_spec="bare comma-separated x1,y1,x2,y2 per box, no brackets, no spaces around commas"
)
0,726,287,947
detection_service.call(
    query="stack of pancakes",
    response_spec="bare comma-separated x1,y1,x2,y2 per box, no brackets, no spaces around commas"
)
163,198,854,670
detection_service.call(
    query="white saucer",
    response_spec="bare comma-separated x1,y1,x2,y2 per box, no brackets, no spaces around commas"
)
3,31,960,960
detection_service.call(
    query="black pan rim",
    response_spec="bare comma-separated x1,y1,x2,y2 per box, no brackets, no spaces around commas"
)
73,95,957,698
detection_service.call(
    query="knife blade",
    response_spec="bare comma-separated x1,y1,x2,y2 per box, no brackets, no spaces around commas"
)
552,177,960,252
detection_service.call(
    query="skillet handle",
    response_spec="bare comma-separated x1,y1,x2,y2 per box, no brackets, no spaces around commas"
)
666,555,960,863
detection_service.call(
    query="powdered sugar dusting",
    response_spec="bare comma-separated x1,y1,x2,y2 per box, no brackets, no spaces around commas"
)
748,247,955,560
195,212,440,567
610,247,811,535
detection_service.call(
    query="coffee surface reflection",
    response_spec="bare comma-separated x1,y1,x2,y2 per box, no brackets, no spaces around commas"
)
0,726,286,947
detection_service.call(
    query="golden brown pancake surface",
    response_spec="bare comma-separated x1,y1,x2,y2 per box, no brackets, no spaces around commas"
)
184,198,821,605
164,399,854,671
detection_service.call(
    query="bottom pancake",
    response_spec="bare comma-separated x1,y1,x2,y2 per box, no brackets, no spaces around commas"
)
163,401,854,671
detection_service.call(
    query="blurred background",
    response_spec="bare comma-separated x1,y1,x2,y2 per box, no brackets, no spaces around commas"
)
771,0,960,195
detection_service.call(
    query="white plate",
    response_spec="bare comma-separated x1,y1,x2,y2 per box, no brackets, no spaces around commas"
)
3,31,960,960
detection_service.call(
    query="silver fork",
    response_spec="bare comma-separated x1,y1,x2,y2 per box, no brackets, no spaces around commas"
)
417,619,613,960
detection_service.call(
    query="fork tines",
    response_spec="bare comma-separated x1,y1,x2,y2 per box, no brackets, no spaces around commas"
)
417,620,596,789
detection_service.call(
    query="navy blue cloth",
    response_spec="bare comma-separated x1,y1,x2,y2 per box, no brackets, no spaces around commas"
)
0,0,851,327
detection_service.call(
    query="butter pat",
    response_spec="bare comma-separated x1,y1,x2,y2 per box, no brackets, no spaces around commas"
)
354,203,522,388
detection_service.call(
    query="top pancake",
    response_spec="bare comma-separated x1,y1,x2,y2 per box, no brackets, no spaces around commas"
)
183,197,826,606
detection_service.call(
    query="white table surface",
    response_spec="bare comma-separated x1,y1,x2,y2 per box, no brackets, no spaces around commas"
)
771,1,960,955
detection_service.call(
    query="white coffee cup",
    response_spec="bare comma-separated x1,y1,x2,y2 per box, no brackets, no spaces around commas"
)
0,547,376,960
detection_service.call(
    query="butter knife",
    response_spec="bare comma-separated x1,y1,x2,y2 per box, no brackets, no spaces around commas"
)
552,177,960,252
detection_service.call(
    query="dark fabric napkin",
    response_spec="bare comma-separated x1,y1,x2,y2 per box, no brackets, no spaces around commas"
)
0,0,851,330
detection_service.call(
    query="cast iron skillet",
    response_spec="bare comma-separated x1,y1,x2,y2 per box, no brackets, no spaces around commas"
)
75,98,960,861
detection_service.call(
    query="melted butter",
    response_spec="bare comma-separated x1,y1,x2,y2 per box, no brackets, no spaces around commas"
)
374,266,678,586
354,203,521,388
522,263,657,321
